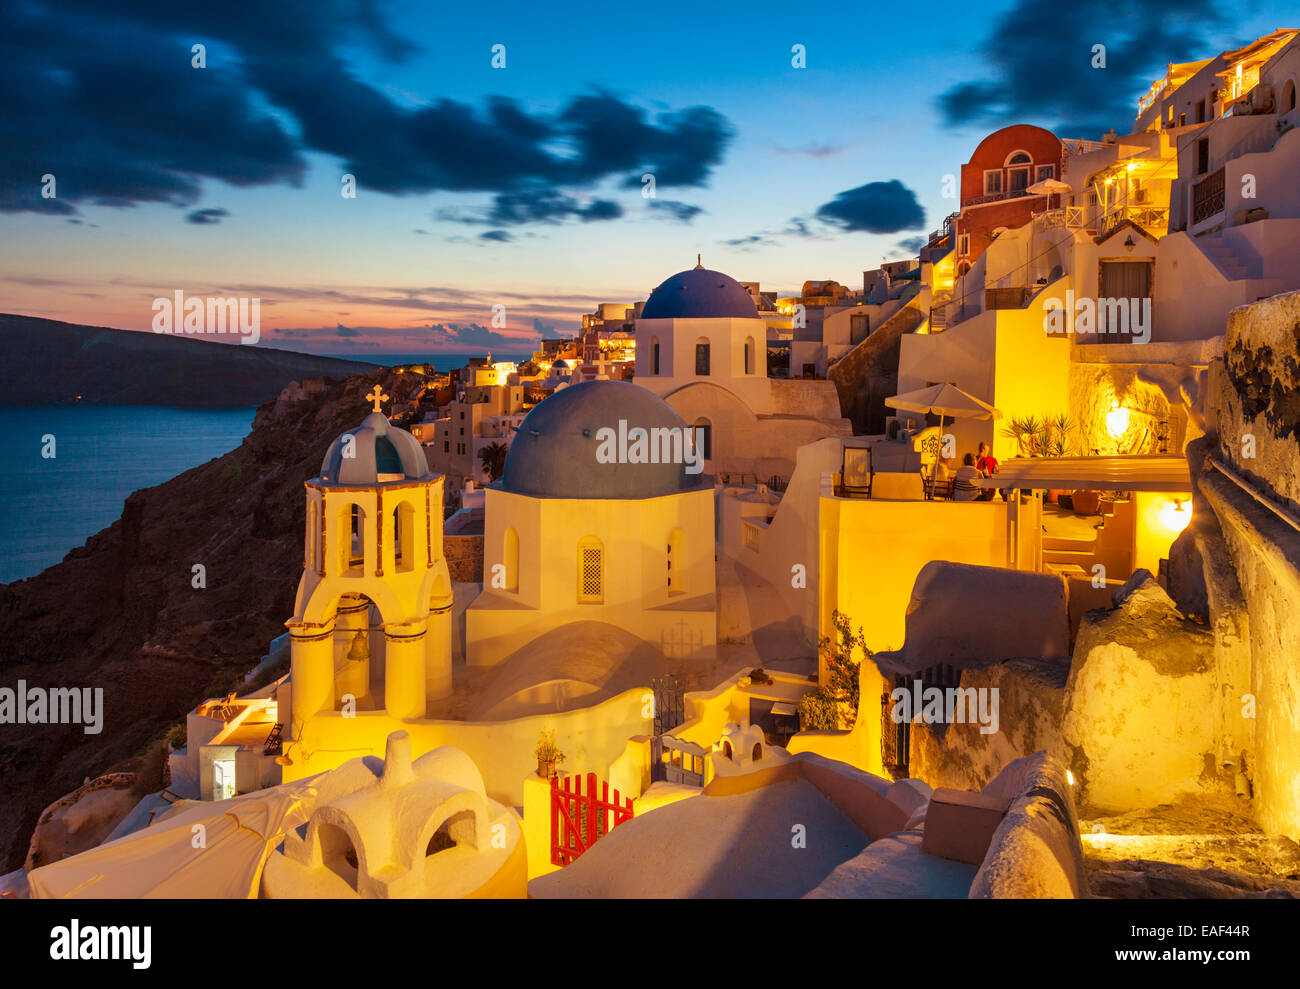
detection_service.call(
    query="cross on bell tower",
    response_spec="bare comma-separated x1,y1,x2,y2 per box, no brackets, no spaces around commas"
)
366,385,389,414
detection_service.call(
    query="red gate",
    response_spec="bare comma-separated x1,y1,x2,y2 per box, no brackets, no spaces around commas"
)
550,772,634,866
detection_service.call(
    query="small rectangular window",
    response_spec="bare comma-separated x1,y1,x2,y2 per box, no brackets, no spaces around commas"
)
695,342,710,375
652,342,660,375
578,543,603,602
983,170,1002,195
1035,164,1055,182
1196,137,1210,176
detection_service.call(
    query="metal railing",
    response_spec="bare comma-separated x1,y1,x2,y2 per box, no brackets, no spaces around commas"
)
1192,167,1226,225
962,189,1047,208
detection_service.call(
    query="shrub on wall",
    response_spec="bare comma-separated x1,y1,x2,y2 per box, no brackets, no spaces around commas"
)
817,609,871,729
797,690,839,731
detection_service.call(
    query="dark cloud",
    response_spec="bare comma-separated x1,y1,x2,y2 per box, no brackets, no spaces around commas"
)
936,0,1226,135
0,5,732,221
442,187,624,227
648,199,704,223
772,143,847,158
426,322,534,348
722,234,774,249
186,207,229,224
0,5,305,214
480,229,512,242
532,317,558,334
335,324,360,337
814,180,925,234
895,235,926,253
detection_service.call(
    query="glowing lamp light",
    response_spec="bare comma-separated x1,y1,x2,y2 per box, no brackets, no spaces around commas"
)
1066,769,1076,786
1105,401,1131,438
1159,498,1192,534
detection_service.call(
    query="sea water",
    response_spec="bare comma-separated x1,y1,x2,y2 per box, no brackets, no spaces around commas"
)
0,406,255,584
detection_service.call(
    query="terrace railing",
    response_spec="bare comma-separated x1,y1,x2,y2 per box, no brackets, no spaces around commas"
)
1192,167,1226,226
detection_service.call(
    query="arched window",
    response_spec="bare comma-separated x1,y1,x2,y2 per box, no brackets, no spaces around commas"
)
426,810,478,856
1006,150,1032,193
743,336,756,375
577,536,603,603
393,501,415,573
694,337,711,376
318,823,359,891
341,504,366,574
752,742,762,762
1284,80,1297,113
667,527,686,595
502,526,519,592
649,335,660,375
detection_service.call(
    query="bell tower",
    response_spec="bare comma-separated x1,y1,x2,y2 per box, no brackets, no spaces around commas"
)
285,386,454,744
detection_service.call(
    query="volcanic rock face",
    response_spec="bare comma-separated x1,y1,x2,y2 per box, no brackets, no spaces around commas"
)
0,367,431,870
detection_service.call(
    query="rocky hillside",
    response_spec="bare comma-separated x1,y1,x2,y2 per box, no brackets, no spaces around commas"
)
0,367,431,870
0,313,376,407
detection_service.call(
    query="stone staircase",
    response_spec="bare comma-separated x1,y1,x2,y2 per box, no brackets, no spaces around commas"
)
1195,233,1252,281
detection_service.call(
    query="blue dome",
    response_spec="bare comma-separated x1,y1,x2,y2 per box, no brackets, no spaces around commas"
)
641,266,759,320
319,412,430,485
502,381,706,499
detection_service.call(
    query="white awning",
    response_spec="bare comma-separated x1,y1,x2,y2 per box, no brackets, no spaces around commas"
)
979,455,1192,492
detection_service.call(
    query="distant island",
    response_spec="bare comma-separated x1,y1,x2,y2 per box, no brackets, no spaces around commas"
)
0,314,378,407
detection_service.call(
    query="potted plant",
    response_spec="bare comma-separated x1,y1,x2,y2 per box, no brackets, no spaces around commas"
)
535,728,565,780
1000,413,1078,504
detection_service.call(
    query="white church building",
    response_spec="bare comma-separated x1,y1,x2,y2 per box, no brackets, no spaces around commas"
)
465,379,717,668
634,261,851,480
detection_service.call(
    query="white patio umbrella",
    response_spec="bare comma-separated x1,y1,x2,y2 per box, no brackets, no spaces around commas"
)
1026,177,1072,196
27,783,315,899
886,382,1001,425
886,383,1002,493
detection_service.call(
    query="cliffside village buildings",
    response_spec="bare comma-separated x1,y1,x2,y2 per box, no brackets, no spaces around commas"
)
21,28,1300,899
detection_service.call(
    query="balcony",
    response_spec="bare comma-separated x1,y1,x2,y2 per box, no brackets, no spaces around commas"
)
962,189,1047,208
1033,206,1085,232
1098,203,1170,238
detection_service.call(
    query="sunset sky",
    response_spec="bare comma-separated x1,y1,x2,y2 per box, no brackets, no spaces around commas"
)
2,0,1291,356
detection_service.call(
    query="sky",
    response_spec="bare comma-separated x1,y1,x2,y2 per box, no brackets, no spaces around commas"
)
1,0,1294,356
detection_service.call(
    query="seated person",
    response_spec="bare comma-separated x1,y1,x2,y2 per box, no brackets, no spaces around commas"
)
976,441,999,476
976,441,1000,501
951,453,983,501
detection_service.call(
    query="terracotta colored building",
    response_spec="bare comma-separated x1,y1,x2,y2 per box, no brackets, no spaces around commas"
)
955,124,1063,274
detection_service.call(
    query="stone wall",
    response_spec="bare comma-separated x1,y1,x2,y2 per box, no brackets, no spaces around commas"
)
827,299,926,434
1195,289,1300,840
444,534,483,583
969,752,1088,898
